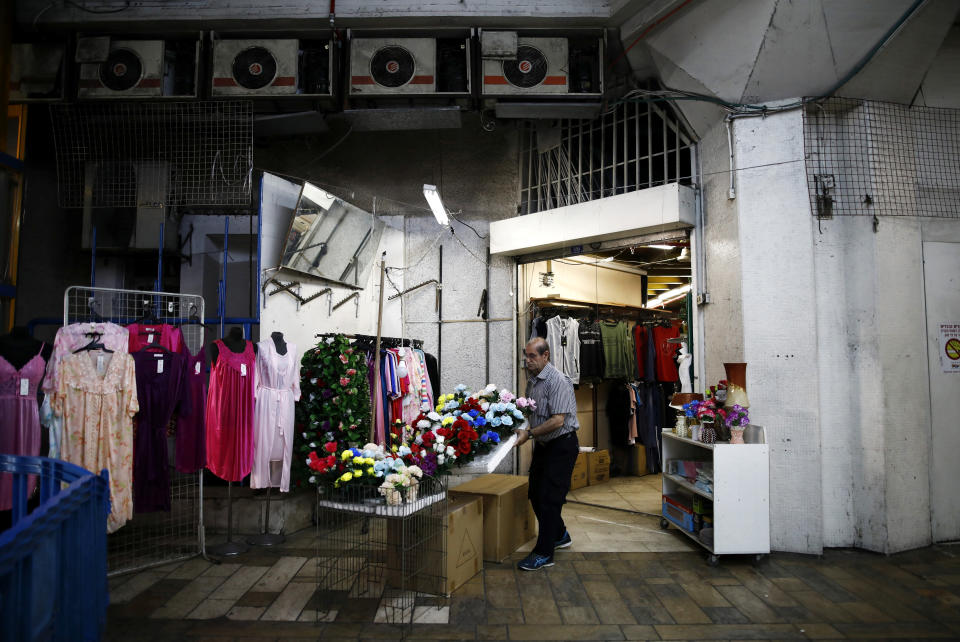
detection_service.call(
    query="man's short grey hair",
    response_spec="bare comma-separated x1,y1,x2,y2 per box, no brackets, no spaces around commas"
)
526,337,549,356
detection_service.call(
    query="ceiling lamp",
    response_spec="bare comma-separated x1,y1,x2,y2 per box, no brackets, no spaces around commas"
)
648,244,673,250
422,184,449,226
647,284,692,308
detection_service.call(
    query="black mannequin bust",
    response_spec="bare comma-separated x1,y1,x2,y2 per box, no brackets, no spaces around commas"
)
271,331,287,355
209,326,257,366
0,326,52,370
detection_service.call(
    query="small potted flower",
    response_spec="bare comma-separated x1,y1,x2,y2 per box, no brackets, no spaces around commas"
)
697,398,719,444
723,404,749,444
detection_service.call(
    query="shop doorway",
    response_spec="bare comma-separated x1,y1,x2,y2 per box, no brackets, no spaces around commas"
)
514,239,693,516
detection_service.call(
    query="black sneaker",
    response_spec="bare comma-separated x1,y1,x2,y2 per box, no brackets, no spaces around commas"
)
555,530,573,549
517,553,555,571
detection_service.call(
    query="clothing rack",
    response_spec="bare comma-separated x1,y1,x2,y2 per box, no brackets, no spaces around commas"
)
314,332,424,350
63,285,208,575
531,297,677,323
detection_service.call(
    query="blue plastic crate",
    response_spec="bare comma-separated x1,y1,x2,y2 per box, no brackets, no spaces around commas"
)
662,498,696,533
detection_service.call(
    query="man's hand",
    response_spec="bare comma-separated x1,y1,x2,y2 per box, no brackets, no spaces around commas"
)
514,427,530,447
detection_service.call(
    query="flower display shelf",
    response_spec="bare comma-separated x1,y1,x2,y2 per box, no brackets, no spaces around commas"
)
313,475,448,631
660,427,769,566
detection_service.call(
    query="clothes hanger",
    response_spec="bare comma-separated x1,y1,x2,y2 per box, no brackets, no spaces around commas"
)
73,333,114,354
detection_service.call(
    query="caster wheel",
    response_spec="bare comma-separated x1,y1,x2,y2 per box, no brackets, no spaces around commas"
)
752,554,767,565
706,554,720,567
659,518,670,530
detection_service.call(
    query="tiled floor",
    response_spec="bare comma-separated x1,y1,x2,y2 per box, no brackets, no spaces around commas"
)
568,474,663,516
106,482,960,640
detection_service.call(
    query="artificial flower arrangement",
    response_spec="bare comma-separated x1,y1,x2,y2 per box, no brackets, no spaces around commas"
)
379,464,423,505
722,404,749,429
292,334,371,488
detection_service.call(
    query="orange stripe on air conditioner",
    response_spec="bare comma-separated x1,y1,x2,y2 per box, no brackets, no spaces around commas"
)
138,78,162,88
273,76,296,86
543,76,567,85
213,77,238,87
484,75,509,85
409,75,434,84
352,76,375,85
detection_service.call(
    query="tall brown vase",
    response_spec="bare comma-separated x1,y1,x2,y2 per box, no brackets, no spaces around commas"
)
723,362,750,409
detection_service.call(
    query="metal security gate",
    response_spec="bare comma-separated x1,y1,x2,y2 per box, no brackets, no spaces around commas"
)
64,286,207,575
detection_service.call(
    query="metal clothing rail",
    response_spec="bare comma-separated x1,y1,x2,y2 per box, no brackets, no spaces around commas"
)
63,285,208,575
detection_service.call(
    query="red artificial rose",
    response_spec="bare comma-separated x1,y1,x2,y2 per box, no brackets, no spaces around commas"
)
421,431,436,446
325,455,337,467
339,354,349,364
457,441,472,455
324,442,337,453
347,368,357,376
453,418,470,432
411,443,421,455
340,376,350,386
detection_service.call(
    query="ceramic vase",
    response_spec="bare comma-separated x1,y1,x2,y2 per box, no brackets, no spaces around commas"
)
723,362,750,409
729,427,745,444
675,415,687,434
700,421,716,444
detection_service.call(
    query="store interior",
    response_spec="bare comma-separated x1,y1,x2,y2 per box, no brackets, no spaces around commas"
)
515,240,693,516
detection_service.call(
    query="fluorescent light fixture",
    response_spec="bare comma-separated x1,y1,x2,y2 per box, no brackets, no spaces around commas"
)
422,184,449,226
647,284,692,308
678,247,689,261
601,255,616,262
648,244,673,250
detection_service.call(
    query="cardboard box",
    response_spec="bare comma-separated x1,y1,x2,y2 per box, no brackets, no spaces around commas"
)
385,496,483,596
449,474,536,563
587,450,610,485
570,452,588,490
631,444,648,476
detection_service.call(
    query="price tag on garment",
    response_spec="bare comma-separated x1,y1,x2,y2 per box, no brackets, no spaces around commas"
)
241,364,247,377
157,359,164,374
195,361,202,375
97,355,105,375
561,336,567,346
147,333,155,344
20,378,29,396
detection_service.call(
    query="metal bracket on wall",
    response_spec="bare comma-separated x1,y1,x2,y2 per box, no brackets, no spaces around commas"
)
265,278,331,310
386,279,440,312
332,291,360,315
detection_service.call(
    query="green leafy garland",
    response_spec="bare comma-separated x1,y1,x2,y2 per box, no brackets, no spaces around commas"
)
291,334,372,489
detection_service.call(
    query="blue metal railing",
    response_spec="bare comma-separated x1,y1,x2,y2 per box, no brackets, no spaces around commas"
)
0,456,109,642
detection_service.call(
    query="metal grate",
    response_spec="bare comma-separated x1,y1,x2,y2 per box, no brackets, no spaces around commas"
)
64,286,206,575
803,97,960,219
49,101,253,209
313,476,448,631
519,100,696,215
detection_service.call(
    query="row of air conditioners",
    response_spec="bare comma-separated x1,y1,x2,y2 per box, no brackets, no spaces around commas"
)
10,33,602,102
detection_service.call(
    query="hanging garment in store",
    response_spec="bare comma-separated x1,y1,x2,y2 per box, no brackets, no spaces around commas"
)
0,344,46,511
205,339,256,482
55,349,139,533
599,320,637,380
652,324,681,382
545,315,581,384
578,319,604,381
42,322,129,458
415,348,434,411
176,348,207,473
397,347,428,425
529,315,547,341
132,348,189,513
251,340,301,492
424,352,440,402
126,323,185,354
632,325,647,380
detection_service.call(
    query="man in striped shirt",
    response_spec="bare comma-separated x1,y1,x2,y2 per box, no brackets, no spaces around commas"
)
514,337,580,571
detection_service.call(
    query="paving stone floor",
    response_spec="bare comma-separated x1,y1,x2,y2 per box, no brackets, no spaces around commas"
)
106,493,960,641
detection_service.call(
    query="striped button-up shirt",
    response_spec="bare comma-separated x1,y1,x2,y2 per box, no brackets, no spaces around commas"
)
525,362,579,443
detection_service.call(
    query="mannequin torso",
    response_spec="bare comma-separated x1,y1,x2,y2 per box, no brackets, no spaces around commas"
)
271,331,286,356
209,326,257,366
0,327,52,370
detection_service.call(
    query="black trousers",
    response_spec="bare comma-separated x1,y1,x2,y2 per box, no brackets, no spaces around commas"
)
528,431,579,556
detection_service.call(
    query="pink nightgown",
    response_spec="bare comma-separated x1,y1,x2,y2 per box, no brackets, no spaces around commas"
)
204,340,256,482
0,344,46,511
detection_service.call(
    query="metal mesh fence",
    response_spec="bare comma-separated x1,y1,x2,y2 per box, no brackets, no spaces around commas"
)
803,96,960,218
313,475,448,631
64,286,205,575
49,101,253,209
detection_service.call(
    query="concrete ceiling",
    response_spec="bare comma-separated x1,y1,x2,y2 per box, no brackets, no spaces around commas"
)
623,0,960,136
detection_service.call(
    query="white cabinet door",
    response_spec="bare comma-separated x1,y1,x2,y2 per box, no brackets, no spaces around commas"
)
923,241,960,542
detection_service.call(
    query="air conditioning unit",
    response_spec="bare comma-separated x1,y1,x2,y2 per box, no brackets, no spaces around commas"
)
9,43,65,102
212,39,298,96
481,36,602,97
78,40,165,98
350,37,470,96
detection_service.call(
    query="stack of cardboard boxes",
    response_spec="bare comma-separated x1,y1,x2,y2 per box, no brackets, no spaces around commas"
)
570,450,611,489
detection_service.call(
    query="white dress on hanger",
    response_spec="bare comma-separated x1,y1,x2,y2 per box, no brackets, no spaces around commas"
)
251,340,301,492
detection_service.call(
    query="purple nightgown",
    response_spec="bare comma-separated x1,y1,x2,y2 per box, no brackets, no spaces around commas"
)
132,349,188,513
175,349,206,473
0,345,45,511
